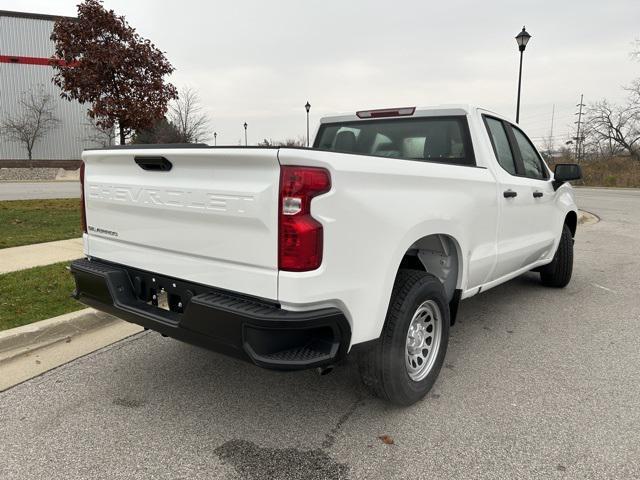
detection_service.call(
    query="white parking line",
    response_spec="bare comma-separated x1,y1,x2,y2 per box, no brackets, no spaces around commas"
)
592,283,615,293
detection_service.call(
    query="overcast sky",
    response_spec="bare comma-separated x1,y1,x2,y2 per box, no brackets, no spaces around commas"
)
3,0,639,147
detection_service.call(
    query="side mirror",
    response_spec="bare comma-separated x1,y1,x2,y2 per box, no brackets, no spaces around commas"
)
553,163,582,190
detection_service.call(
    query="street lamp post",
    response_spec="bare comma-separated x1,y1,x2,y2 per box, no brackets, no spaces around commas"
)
243,122,248,146
515,26,532,124
305,101,311,147
213,132,217,146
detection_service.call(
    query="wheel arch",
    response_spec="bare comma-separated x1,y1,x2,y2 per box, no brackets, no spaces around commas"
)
565,210,578,237
395,232,464,304
370,224,468,342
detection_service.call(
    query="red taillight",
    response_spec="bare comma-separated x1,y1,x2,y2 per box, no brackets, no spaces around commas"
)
278,166,331,271
80,161,87,233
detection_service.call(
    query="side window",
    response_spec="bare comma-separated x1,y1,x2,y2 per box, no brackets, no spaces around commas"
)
511,128,547,180
485,117,517,175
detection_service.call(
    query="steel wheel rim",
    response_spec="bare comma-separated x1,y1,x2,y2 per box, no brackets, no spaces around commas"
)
405,300,442,382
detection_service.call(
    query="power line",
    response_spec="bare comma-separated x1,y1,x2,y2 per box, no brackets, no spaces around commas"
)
519,115,574,132
521,112,573,125
518,106,574,122
529,134,571,139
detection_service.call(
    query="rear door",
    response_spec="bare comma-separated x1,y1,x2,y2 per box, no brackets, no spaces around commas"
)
483,116,555,280
82,147,281,300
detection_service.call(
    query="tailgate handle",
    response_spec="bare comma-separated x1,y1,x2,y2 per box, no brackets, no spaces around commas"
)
135,156,172,172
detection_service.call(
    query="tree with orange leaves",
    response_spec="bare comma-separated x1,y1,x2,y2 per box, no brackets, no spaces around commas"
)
51,0,177,145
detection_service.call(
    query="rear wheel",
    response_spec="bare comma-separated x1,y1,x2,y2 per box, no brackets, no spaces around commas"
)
358,270,450,406
540,223,574,288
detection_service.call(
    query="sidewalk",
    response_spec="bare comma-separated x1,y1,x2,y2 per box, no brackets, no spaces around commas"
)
0,237,83,274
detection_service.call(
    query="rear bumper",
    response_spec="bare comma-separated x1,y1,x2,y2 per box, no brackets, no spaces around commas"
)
70,258,350,370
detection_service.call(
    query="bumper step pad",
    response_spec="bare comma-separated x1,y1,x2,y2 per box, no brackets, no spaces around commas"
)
262,344,333,363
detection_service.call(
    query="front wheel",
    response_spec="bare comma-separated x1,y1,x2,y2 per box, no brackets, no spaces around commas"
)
358,270,450,406
540,223,574,288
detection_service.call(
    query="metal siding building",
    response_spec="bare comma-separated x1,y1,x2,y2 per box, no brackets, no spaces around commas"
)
0,10,98,161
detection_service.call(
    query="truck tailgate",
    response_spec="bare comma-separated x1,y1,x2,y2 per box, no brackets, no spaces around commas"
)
82,147,280,300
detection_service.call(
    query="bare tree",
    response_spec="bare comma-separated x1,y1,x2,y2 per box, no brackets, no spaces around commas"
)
0,87,61,166
585,100,640,161
541,135,555,158
626,77,640,104
581,121,623,160
581,37,640,161
631,37,640,62
83,116,116,147
169,86,211,143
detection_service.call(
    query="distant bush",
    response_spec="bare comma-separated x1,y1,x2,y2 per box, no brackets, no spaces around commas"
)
131,117,182,144
548,156,640,188
258,136,306,147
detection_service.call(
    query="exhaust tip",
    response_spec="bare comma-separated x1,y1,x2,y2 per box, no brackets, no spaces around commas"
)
317,365,334,376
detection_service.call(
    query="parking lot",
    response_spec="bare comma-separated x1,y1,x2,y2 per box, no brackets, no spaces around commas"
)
1,187,638,480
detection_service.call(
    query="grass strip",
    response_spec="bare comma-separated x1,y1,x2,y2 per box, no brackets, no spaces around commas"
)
0,261,84,331
0,198,81,249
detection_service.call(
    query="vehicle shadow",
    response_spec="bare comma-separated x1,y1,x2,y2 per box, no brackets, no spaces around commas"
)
104,272,545,419
92,270,569,477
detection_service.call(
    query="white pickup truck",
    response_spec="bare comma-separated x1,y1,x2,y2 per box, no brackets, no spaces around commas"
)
70,105,582,405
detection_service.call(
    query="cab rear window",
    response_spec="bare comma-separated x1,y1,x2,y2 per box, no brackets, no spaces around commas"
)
314,116,475,166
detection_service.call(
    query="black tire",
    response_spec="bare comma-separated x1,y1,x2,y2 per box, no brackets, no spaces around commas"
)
358,269,450,406
540,223,573,288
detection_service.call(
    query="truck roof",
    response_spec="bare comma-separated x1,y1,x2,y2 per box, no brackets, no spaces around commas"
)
319,105,509,124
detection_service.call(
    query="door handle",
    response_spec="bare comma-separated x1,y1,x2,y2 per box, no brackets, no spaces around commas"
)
503,190,517,198
533,191,543,198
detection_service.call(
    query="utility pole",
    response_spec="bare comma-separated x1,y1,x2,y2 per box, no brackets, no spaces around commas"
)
574,94,585,162
549,103,555,155
305,101,311,147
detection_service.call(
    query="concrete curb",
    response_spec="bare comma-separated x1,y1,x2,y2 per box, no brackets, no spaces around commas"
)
578,209,599,226
0,308,120,364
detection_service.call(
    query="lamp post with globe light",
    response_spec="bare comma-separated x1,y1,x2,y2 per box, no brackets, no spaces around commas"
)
305,101,311,147
515,26,532,123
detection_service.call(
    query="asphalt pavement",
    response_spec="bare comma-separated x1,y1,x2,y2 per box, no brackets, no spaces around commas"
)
0,181,79,200
0,187,638,479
